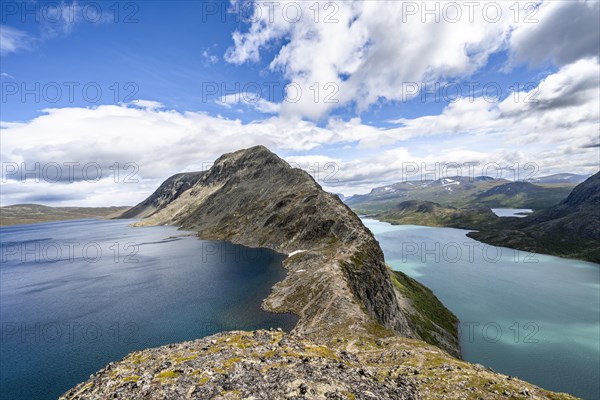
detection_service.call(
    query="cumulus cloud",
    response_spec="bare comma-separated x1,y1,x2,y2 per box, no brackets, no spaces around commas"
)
2,58,598,204
509,1,600,67
223,1,513,119
1,102,345,206
224,1,599,120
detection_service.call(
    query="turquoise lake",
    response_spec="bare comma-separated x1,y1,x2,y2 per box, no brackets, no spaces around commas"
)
0,219,296,400
363,218,600,400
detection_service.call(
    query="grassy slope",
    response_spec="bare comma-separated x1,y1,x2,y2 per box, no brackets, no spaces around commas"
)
376,202,499,230
475,183,574,210
389,269,459,351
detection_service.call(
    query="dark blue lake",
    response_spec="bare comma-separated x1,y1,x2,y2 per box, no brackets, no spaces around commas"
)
0,219,296,400
364,218,600,400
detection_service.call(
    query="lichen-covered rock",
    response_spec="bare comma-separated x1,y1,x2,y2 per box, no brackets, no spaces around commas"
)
61,330,577,400
60,330,419,400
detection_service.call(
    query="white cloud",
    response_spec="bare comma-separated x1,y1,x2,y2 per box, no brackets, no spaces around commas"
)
224,1,599,120
1,58,598,204
217,92,280,113
0,25,33,55
202,48,219,64
224,1,519,119
386,58,600,144
509,1,600,67
1,103,340,207
129,99,165,111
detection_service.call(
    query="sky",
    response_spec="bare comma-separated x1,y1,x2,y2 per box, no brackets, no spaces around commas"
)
1,0,599,206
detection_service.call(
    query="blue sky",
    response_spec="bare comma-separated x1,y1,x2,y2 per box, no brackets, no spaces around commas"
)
1,1,555,122
1,1,599,205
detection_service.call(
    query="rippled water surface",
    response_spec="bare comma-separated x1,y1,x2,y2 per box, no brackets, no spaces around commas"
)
0,219,296,400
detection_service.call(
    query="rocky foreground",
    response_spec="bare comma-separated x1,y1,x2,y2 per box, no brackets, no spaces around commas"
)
61,330,575,400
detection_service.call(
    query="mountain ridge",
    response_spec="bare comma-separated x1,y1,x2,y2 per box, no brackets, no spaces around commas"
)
119,145,459,353
345,175,579,212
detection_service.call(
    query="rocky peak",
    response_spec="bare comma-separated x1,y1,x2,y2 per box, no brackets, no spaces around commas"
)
119,171,205,219
203,145,295,185
120,146,459,354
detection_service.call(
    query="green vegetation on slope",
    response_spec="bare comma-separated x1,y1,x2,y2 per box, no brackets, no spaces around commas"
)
376,200,498,230
390,268,459,351
474,182,575,210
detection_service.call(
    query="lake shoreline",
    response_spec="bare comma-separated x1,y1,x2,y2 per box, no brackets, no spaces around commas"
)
363,217,600,400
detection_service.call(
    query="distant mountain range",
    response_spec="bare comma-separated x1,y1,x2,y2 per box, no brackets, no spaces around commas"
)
345,174,587,212
0,204,130,226
471,172,600,263
525,173,591,184
351,172,599,262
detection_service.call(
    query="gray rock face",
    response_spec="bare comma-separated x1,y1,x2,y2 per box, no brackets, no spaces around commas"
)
60,330,420,400
61,330,577,400
119,146,458,354
119,171,205,219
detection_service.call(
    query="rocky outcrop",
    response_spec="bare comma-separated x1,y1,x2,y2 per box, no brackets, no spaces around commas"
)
119,172,205,219
61,329,577,400
119,146,457,353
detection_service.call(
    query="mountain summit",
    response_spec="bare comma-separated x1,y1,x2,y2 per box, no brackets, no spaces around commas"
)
119,145,457,351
